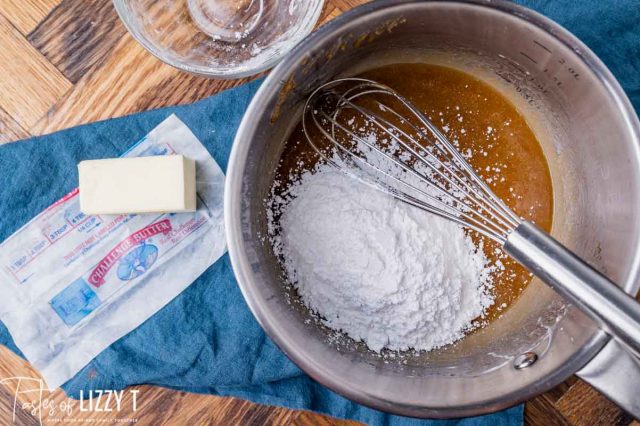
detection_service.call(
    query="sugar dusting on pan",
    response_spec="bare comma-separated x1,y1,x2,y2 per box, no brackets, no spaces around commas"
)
265,63,554,353
267,155,495,352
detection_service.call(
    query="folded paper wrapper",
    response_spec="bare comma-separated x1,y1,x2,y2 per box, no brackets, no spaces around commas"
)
0,0,638,423
0,115,228,389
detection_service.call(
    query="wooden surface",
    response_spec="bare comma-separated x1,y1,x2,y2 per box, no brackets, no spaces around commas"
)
0,0,634,425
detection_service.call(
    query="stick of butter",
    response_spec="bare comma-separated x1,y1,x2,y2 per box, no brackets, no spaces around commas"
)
78,155,196,215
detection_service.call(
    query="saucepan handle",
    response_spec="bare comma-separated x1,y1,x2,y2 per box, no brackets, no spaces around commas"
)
577,339,640,418
505,221,640,418
504,221,640,358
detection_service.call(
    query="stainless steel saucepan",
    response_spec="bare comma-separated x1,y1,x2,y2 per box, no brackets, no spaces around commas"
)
225,0,640,418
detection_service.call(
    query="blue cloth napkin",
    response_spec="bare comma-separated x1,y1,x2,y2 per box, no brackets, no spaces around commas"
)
0,78,520,426
1,1,638,424
0,79,520,425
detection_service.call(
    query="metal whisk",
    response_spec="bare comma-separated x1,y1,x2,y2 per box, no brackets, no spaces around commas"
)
303,78,640,357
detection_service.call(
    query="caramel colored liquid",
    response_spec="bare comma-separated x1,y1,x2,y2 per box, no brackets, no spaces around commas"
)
275,63,553,323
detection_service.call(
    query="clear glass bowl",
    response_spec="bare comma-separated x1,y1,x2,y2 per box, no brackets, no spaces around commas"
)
113,0,325,79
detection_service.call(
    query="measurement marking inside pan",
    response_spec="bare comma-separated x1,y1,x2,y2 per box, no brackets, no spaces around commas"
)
510,61,526,74
533,40,552,53
519,51,538,64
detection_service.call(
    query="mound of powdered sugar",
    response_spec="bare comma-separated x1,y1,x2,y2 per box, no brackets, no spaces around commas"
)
268,164,494,352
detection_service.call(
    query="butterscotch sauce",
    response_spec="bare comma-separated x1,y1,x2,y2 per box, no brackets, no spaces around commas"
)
275,63,553,324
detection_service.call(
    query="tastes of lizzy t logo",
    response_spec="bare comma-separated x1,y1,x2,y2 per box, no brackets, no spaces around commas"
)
0,376,139,424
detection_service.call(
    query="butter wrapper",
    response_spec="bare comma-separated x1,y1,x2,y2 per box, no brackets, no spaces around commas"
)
0,115,226,388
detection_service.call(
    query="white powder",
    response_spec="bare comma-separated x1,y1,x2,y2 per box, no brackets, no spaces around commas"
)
268,163,495,353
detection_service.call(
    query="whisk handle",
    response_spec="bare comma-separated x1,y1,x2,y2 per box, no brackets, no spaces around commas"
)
505,221,640,358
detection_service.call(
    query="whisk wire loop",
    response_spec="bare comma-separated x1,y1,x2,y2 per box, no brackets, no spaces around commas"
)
335,97,519,236
312,108,513,243
302,78,640,364
303,78,522,244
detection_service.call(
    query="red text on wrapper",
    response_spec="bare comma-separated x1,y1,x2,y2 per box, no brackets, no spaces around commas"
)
88,220,173,287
